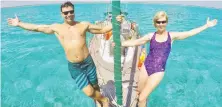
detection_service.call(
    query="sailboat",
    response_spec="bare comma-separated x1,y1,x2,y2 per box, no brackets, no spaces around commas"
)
89,1,143,106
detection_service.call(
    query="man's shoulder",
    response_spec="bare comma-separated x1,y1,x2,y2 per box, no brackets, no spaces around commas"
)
50,23,61,28
49,23,63,32
79,21,91,26
80,21,90,24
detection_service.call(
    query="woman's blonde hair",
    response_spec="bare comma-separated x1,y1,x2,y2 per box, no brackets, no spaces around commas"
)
153,11,168,27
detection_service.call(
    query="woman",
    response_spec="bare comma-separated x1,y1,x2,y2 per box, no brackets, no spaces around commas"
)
119,11,217,107
138,46,146,70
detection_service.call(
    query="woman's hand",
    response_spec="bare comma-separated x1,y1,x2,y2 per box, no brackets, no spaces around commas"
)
206,17,217,28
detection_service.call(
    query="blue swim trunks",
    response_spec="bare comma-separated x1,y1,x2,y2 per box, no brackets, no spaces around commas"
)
68,55,98,90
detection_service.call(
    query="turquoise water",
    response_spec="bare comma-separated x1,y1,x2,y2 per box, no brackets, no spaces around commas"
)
1,3,222,107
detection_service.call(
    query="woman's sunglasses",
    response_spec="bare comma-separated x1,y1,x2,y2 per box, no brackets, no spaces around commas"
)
156,21,167,24
62,10,74,15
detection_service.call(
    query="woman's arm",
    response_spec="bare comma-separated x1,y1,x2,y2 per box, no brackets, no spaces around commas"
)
171,17,217,40
122,33,153,47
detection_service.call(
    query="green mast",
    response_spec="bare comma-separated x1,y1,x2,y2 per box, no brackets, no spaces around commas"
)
112,0,122,106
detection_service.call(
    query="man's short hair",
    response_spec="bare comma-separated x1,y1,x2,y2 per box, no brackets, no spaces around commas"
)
60,1,74,12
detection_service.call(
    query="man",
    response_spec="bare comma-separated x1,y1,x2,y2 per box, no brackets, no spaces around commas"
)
7,1,122,107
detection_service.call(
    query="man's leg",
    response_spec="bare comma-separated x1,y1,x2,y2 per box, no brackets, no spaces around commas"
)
82,84,95,97
81,84,101,107
68,59,105,106
81,83,108,107
92,84,109,107
83,55,109,107
87,69,109,107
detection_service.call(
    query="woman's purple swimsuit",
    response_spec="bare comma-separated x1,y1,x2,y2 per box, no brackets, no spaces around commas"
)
144,32,171,76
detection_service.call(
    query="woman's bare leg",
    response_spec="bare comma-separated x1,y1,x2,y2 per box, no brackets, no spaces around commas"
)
138,72,165,107
137,64,149,94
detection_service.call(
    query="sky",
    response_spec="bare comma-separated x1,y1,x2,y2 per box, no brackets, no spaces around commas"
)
1,0,222,9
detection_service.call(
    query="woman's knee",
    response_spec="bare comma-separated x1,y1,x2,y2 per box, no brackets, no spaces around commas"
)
138,93,147,103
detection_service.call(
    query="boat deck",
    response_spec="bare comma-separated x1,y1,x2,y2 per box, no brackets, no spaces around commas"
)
89,35,141,107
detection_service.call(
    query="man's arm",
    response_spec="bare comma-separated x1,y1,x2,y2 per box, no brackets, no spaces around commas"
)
86,15,123,34
87,22,112,34
18,22,56,34
171,17,217,40
8,15,56,34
